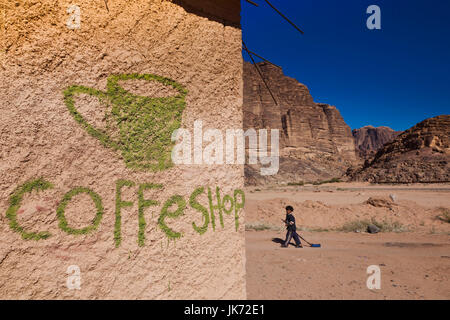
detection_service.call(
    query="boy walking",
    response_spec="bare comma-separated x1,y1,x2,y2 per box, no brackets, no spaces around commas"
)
282,205,302,248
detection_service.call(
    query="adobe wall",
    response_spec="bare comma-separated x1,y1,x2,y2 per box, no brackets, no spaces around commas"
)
0,0,245,299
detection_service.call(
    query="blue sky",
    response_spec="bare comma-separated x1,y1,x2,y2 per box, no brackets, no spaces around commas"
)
241,0,450,131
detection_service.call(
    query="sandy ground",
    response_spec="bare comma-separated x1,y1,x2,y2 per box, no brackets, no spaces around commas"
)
246,231,450,300
245,183,450,300
246,182,450,207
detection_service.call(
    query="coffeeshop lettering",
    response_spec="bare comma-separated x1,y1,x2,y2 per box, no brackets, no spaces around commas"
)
5,178,245,247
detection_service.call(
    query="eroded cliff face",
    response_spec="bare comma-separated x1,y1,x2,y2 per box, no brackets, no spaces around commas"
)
353,126,402,159
243,62,356,185
0,0,245,299
348,115,450,183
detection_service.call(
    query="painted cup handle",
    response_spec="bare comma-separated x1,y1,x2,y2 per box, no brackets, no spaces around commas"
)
63,85,122,151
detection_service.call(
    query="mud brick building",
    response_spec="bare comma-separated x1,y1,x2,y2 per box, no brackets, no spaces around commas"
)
0,0,245,299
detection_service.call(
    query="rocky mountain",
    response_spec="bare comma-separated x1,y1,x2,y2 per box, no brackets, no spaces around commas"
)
353,126,402,159
348,115,450,183
243,62,357,185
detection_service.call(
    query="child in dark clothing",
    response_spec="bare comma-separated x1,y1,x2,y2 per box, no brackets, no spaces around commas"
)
281,205,302,248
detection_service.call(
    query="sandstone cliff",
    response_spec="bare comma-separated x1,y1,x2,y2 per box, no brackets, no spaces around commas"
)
348,115,450,183
243,62,357,185
353,126,402,159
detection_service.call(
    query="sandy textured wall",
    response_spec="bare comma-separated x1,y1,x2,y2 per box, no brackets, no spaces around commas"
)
0,0,244,299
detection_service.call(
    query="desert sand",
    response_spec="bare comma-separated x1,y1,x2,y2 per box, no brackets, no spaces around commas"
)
245,182,450,300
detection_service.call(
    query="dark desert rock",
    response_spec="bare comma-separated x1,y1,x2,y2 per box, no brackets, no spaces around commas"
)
353,126,402,159
243,62,357,185
348,115,450,183
367,224,381,234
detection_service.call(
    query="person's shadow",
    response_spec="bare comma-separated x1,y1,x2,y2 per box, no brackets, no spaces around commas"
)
272,237,296,247
272,238,284,244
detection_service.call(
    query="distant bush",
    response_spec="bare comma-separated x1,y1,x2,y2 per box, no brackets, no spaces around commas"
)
298,226,330,232
338,218,407,233
338,220,371,233
437,208,450,223
288,181,304,186
245,223,281,232
312,178,341,185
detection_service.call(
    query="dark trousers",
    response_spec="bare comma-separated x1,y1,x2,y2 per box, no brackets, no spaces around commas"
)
284,229,301,247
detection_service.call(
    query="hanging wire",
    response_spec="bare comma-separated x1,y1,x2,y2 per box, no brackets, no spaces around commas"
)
245,0,259,6
264,0,304,35
242,41,278,106
245,50,281,69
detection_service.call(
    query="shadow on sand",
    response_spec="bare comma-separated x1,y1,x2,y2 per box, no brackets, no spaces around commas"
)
272,238,284,244
272,237,301,247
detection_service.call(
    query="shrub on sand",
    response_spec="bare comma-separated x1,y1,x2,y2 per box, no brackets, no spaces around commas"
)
245,223,281,231
288,181,304,186
338,218,407,233
436,208,450,223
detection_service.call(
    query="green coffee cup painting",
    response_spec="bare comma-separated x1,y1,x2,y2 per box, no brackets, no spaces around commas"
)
63,74,188,171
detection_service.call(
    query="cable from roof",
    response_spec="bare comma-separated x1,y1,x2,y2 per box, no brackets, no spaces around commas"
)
264,0,304,35
245,0,304,35
245,0,259,7
245,50,282,69
242,40,279,106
